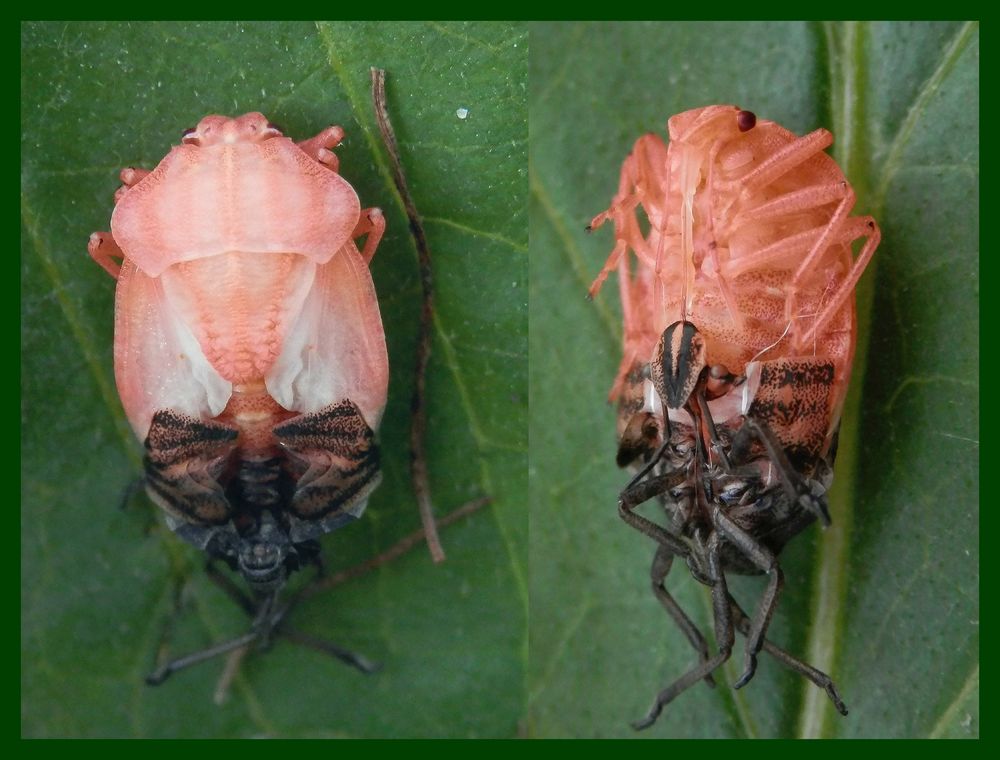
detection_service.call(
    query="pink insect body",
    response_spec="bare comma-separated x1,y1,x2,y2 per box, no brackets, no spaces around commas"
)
589,105,878,729
90,113,388,596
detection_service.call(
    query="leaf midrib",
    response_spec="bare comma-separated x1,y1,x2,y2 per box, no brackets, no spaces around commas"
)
796,19,979,739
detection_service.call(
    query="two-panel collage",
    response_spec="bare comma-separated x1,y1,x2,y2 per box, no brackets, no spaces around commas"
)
21,21,978,739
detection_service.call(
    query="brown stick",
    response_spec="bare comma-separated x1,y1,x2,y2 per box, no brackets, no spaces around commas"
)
370,67,445,563
299,497,490,601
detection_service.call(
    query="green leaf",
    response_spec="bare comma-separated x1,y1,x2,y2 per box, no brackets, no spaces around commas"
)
22,21,527,739
529,21,978,739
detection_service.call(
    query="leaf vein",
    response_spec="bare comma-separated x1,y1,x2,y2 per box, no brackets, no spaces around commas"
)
529,168,619,347
20,192,137,463
928,663,979,738
423,216,527,253
873,21,978,212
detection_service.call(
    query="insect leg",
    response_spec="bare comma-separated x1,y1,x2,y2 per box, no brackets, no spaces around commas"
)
624,438,670,490
736,416,830,525
633,533,734,730
87,232,124,279
116,475,146,512
693,390,731,471
728,595,848,715
146,630,262,686
296,125,346,172
650,543,716,688
734,128,833,193
204,560,257,616
279,627,381,674
266,588,381,674
618,468,690,556
722,214,866,285
711,507,783,689
731,180,855,336
606,255,647,402
352,207,385,264
263,506,504,674
779,182,855,327
145,589,281,686
588,136,667,297
112,166,151,204
796,217,880,351
586,142,647,234
587,239,628,299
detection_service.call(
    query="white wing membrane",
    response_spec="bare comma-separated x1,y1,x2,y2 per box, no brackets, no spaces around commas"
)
114,259,232,438
266,241,388,428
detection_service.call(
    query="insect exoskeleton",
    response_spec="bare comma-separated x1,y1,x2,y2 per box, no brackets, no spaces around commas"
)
588,105,879,729
89,112,389,681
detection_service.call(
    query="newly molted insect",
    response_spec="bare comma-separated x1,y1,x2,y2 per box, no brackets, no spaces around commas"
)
89,112,389,683
588,105,879,729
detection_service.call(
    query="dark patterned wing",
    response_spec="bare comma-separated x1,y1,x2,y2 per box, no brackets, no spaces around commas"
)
144,409,238,525
274,399,381,531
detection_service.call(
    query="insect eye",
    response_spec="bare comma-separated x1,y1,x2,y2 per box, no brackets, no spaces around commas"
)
706,363,739,399
672,438,693,457
737,109,757,132
668,485,693,502
259,122,284,141
717,480,750,506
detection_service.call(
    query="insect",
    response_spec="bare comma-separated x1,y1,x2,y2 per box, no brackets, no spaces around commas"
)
89,112,392,684
587,105,879,729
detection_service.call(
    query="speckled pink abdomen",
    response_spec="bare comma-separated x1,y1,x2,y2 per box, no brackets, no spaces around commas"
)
591,105,879,463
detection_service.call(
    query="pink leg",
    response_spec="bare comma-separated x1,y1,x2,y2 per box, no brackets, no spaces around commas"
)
730,182,850,231
791,185,856,285
588,143,645,233
782,186,858,330
298,126,346,172
588,140,664,298
728,128,833,193
609,345,639,403
353,208,385,264
795,218,879,351
720,181,858,333
120,166,150,186
608,252,641,401
722,215,871,279
692,136,750,328
113,166,151,203
589,239,627,299
712,132,845,329
699,138,745,330
88,232,124,279
617,245,636,338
